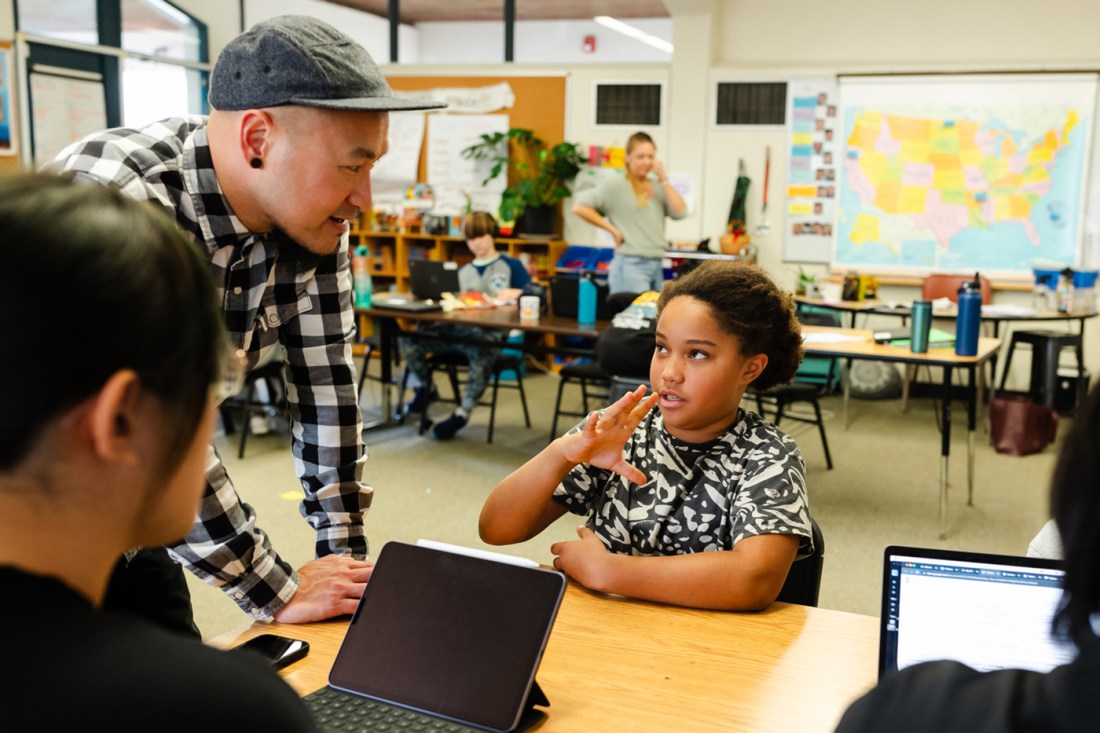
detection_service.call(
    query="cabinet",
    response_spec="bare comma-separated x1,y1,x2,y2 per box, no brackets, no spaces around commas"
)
348,217,567,294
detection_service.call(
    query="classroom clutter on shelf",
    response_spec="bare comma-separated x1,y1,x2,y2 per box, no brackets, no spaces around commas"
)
1032,265,1098,314
840,271,879,301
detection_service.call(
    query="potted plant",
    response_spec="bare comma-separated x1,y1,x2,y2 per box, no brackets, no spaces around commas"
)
462,128,584,235
795,267,821,297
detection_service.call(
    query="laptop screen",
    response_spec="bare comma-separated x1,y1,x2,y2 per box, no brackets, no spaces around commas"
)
408,259,461,300
879,546,1075,678
328,542,565,732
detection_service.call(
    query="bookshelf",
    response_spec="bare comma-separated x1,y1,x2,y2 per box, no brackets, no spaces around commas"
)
348,217,567,294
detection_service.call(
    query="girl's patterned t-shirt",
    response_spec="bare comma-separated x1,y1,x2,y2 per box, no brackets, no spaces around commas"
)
552,409,812,557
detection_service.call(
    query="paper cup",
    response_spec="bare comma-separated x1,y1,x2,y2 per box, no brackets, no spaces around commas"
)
519,295,540,323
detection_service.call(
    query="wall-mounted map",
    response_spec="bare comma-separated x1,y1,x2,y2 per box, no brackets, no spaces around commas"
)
835,74,1097,276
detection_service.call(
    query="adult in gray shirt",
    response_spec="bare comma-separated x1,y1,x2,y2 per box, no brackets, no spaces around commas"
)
572,132,687,293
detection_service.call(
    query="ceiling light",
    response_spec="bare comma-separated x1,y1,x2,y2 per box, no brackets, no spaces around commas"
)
593,16,673,54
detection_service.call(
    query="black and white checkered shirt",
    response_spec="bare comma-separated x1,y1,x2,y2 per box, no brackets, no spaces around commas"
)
46,117,371,620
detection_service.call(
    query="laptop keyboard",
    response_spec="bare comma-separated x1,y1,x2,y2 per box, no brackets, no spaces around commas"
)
304,686,483,732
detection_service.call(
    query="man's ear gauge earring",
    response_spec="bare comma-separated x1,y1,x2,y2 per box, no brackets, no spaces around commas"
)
250,158,263,169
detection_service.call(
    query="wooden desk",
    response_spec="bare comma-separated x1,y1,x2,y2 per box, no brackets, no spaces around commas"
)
803,326,1000,537
211,582,878,732
356,302,609,429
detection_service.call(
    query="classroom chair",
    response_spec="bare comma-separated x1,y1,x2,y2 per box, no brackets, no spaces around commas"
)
776,517,825,607
548,361,611,442
997,329,1085,409
413,352,531,443
220,358,288,459
752,383,833,470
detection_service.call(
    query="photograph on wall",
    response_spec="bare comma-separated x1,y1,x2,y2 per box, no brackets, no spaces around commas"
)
0,44,14,154
784,78,840,263
835,74,1097,276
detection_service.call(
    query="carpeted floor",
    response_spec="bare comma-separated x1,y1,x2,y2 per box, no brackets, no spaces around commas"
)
190,363,1060,640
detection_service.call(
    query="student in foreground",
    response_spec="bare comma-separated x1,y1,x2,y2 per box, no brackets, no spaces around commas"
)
479,261,812,610
401,210,536,440
836,383,1100,732
0,175,314,730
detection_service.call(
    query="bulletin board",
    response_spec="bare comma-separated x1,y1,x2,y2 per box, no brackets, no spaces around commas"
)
384,74,567,185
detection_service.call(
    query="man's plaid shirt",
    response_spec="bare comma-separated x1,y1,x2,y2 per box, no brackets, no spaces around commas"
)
47,117,372,620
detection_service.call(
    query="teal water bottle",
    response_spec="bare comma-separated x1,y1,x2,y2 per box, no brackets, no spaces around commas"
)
353,244,372,307
910,300,932,353
578,271,597,325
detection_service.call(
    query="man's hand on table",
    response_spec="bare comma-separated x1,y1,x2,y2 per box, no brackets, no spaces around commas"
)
273,554,374,624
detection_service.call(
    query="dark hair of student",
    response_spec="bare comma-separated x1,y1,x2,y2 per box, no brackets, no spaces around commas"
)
0,173,225,473
657,261,803,391
1050,381,1100,642
463,210,497,240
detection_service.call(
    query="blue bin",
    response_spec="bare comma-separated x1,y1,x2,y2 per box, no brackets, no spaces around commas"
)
1073,269,1098,288
1033,268,1062,289
556,245,598,272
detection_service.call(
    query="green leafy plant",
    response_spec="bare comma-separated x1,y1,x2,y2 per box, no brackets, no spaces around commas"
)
795,266,819,296
462,128,584,223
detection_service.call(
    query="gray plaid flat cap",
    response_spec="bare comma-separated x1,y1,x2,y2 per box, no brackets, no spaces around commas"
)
208,15,445,112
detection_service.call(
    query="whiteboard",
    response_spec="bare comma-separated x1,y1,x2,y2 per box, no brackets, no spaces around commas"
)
426,113,508,215
30,71,107,167
834,73,1097,277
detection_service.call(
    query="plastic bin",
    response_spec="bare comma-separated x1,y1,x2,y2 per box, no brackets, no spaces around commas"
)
1033,268,1062,290
556,245,598,272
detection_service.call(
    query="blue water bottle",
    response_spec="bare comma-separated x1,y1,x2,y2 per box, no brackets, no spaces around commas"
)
955,288,981,357
577,271,598,325
352,244,372,308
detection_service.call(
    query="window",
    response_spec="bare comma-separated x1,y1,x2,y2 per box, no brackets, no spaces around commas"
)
16,0,99,45
16,0,210,159
121,0,204,62
594,82,663,127
715,82,787,126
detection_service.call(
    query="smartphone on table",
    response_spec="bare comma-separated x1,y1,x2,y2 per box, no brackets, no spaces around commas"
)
233,633,310,670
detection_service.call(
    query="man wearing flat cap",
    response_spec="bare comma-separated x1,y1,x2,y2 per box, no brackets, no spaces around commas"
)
47,15,445,632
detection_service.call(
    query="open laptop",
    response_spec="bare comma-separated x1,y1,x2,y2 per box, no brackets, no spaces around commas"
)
409,258,461,301
879,545,1075,679
303,541,566,732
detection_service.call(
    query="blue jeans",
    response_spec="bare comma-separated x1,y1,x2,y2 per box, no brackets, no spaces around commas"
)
609,253,664,294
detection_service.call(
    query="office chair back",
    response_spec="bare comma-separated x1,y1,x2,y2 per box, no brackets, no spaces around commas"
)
922,273,992,304
775,516,825,607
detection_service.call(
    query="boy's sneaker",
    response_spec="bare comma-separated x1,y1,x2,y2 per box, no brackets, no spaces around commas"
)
402,386,432,416
432,412,468,440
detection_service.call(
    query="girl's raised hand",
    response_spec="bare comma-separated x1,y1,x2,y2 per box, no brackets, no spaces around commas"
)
559,384,659,484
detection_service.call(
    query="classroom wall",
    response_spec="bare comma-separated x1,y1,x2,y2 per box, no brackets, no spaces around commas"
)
243,0,418,63
415,19,673,65
172,0,240,58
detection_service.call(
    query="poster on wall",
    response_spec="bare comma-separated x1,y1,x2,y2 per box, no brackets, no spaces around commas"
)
783,78,840,263
371,111,426,203
426,113,509,215
30,70,107,167
0,44,15,155
835,74,1097,277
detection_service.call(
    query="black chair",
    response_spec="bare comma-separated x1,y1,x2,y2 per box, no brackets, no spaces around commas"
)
548,362,610,441
220,359,287,459
753,383,833,470
607,375,651,404
775,517,825,607
997,329,1085,409
414,352,530,443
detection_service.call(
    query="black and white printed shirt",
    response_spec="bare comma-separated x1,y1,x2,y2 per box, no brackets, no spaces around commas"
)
46,117,371,620
553,409,812,557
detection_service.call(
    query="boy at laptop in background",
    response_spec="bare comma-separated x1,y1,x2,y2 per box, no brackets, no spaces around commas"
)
836,381,1100,733
0,175,315,730
480,261,812,611
401,211,536,440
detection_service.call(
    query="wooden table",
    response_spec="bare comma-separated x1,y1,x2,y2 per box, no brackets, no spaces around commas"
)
212,582,878,733
802,326,1000,538
356,301,609,429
